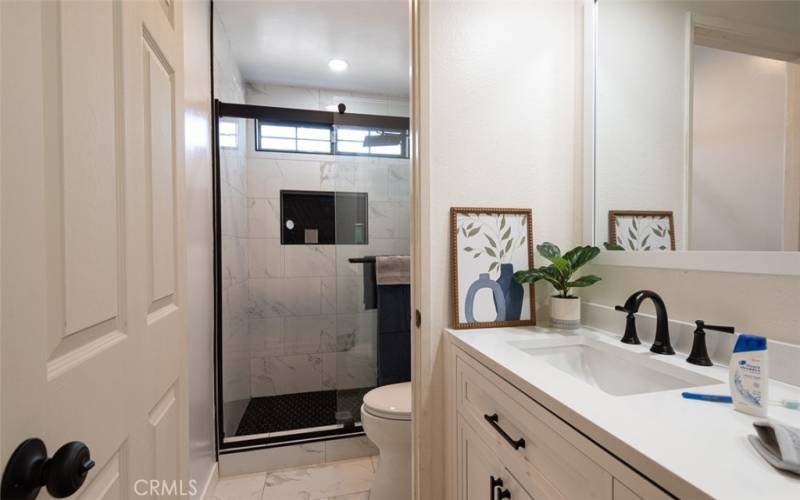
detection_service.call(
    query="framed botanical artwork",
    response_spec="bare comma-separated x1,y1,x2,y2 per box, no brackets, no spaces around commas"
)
609,210,676,251
450,207,536,329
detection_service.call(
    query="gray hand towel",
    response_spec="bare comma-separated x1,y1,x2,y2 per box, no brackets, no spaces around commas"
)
375,255,411,285
748,420,800,475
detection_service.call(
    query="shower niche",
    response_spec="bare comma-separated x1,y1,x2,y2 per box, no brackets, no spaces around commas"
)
281,190,369,245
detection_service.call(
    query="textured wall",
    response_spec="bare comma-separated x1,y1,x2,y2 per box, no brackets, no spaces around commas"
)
417,1,582,497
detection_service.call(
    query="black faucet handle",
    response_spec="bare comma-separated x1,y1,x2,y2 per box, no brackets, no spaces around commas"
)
688,320,735,366
616,305,641,344
694,320,735,334
615,305,633,314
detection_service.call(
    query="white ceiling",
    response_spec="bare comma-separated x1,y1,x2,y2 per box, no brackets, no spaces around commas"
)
215,0,410,97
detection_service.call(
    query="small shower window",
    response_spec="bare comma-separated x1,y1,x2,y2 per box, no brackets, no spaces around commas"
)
335,126,407,158
256,121,333,154
254,117,408,159
219,120,238,149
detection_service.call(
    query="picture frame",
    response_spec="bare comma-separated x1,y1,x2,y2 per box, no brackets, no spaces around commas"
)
608,210,676,251
450,207,536,329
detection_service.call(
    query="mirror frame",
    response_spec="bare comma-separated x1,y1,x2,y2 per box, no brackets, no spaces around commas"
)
583,0,800,277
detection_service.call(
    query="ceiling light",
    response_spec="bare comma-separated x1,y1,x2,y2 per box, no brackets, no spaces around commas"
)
325,104,339,112
328,59,349,72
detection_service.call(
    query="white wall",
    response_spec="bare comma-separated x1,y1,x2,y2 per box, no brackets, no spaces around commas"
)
691,46,787,251
417,0,581,497
595,0,800,248
184,0,216,497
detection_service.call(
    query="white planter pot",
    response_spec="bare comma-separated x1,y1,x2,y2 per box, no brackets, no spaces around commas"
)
550,296,581,330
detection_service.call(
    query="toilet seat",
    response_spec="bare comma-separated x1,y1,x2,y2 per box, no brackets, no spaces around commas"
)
362,382,411,421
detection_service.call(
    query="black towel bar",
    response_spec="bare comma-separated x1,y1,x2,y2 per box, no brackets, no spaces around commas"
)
349,257,376,264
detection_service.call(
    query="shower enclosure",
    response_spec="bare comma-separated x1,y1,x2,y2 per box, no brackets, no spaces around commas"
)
215,101,411,450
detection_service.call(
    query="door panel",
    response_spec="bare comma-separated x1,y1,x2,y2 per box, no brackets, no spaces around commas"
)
149,385,180,496
78,448,127,500
41,0,127,367
1,0,188,496
143,32,178,312
57,0,122,338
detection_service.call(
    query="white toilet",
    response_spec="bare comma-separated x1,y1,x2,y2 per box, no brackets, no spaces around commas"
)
361,382,411,500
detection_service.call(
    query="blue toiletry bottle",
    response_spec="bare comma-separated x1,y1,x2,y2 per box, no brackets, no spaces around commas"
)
729,334,768,417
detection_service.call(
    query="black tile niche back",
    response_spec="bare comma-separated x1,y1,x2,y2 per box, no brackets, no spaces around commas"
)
281,190,368,245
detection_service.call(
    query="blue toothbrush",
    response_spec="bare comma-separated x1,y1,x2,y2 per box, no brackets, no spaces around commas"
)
681,392,800,409
681,392,733,403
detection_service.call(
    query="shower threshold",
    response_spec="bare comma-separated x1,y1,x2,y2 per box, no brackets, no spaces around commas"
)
233,387,373,438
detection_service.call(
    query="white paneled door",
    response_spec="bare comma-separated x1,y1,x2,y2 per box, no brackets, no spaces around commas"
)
1,0,188,498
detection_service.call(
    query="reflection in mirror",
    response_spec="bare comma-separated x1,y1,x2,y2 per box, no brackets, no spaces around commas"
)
595,0,800,252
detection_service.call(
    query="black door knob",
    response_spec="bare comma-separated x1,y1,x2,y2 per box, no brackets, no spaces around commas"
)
1,438,94,499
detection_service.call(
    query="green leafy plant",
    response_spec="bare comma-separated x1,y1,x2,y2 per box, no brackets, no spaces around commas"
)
513,242,602,298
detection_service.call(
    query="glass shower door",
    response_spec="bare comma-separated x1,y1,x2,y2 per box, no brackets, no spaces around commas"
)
331,125,412,433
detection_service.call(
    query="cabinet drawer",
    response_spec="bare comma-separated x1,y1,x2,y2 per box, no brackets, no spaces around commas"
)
501,470,536,500
456,353,612,500
458,414,535,500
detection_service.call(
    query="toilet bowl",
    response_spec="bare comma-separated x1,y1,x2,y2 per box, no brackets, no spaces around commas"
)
361,382,411,500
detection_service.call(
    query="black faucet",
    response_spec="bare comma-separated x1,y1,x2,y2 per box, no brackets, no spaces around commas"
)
615,290,674,355
687,320,735,366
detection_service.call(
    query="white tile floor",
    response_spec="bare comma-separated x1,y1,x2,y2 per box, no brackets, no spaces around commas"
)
213,456,378,500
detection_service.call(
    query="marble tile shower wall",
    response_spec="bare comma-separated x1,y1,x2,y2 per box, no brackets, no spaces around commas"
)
246,150,410,398
220,121,250,416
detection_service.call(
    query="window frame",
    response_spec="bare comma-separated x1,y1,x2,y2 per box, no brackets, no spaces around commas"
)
218,119,239,150
253,119,410,159
255,119,334,156
333,125,409,159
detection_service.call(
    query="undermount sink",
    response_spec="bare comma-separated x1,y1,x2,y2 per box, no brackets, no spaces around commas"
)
510,337,719,396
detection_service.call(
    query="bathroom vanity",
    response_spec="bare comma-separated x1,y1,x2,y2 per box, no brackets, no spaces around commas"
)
444,326,800,499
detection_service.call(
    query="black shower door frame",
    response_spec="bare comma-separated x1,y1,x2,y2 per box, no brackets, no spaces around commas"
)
212,100,409,454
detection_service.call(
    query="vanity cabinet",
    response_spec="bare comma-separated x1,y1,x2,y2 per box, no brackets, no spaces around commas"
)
458,415,534,500
450,345,671,500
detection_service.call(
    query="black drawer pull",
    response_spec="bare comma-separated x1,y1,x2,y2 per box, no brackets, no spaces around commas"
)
490,475,503,500
484,413,526,450
498,488,512,499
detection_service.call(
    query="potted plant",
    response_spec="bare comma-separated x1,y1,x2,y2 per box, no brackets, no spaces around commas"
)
514,242,601,329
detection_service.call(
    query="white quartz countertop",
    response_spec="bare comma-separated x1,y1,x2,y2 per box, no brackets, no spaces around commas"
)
446,325,800,499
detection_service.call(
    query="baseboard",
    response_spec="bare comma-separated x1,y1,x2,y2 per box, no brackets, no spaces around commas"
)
196,462,218,500
218,435,377,477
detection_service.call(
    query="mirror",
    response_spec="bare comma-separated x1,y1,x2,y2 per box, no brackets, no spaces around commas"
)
594,0,800,252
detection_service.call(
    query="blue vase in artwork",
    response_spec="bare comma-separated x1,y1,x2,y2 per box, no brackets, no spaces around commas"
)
495,263,524,320
464,273,506,323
